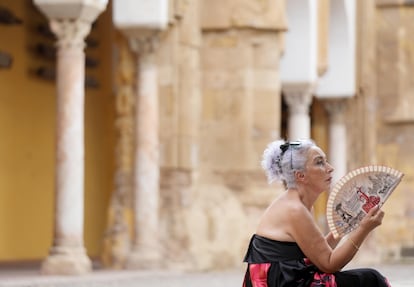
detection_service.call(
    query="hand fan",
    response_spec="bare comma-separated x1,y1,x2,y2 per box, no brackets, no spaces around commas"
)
326,165,404,238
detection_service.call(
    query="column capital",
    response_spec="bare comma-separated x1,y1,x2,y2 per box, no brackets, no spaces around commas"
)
323,98,348,124
282,82,315,97
129,33,161,55
50,19,92,49
33,0,108,49
282,82,314,114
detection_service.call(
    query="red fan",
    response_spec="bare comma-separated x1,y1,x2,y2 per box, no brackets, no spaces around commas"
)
326,165,404,238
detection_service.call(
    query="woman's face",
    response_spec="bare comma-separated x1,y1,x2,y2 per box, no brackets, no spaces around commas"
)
302,146,334,192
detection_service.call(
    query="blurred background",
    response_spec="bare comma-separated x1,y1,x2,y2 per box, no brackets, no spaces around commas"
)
0,0,413,277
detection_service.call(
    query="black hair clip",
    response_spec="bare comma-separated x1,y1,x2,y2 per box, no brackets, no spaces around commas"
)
280,141,301,154
280,143,290,153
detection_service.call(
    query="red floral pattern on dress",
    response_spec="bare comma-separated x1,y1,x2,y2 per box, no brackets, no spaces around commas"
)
310,272,337,287
248,263,271,287
305,258,337,287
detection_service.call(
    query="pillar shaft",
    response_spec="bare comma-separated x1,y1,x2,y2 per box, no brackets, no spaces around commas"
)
324,98,348,183
127,36,161,268
55,19,89,242
41,19,92,276
33,0,108,275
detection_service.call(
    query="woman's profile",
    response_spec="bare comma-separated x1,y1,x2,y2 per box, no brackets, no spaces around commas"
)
242,139,391,287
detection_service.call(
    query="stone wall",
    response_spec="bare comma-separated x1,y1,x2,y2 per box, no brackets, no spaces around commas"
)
157,0,287,270
375,2,414,262
348,0,414,263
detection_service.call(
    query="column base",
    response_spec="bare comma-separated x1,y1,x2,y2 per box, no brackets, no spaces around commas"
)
41,246,92,275
126,247,161,269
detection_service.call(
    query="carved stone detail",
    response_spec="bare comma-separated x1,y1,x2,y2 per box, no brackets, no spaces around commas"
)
129,33,160,55
283,84,314,115
282,82,314,139
50,19,92,49
323,98,348,124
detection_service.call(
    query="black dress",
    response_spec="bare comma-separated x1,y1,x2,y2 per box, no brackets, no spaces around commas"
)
243,234,391,287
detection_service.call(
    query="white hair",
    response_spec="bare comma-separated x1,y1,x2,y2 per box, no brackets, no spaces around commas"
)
261,139,316,188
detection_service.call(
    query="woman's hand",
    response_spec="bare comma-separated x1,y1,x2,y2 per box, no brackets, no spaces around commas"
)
359,205,385,232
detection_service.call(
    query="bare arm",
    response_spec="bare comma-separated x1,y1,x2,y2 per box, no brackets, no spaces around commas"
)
325,232,341,249
288,205,384,273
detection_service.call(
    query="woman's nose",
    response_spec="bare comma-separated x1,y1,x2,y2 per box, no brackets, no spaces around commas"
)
327,162,334,173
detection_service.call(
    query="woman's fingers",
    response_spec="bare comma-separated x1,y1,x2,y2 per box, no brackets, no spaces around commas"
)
360,205,385,231
367,205,380,216
371,208,385,225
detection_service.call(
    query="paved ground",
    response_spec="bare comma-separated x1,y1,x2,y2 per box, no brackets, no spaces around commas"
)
0,263,412,286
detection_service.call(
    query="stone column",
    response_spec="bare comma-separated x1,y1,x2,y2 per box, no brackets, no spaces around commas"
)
127,35,161,268
324,98,348,183
282,83,314,140
101,33,135,269
40,19,92,275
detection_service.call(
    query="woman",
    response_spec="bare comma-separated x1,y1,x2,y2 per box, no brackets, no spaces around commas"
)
243,139,391,287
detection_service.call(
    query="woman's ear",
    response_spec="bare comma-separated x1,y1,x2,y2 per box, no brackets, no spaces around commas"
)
295,170,305,182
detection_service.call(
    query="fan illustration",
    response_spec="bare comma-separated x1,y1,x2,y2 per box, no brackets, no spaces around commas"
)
326,165,404,238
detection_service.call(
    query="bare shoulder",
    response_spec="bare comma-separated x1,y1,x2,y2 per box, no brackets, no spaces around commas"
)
287,201,313,220
256,195,315,241
264,194,309,219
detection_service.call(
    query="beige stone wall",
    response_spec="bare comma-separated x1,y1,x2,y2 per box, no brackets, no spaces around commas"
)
347,1,414,263
200,30,283,172
375,2,414,261
317,0,329,76
159,0,202,170
201,0,286,30
158,0,202,269
157,0,287,270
